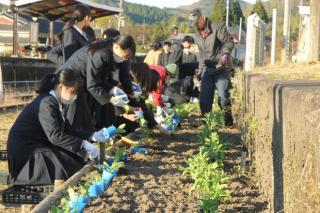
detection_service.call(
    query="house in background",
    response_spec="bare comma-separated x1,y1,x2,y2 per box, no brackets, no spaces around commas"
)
0,11,30,56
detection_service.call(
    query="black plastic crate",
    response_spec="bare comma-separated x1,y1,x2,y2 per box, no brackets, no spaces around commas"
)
0,150,7,160
2,185,54,204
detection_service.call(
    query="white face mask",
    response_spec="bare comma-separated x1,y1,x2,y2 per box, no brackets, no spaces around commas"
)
60,89,77,104
183,48,191,55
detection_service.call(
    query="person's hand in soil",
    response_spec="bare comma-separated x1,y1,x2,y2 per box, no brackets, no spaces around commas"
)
123,113,138,122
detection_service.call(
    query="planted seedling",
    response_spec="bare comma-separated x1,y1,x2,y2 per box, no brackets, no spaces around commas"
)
139,118,147,127
116,124,126,135
113,147,129,162
103,160,125,173
51,197,71,213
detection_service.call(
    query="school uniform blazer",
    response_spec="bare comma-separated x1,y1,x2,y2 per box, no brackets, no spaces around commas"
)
7,94,88,157
47,42,63,68
63,27,89,63
59,46,116,105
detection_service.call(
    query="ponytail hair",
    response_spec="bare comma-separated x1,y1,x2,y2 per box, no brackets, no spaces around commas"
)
37,69,82,94
57,4,91,41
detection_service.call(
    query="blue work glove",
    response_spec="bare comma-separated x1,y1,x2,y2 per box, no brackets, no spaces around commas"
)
132,82,142,97
109,86,129,107
92,125,117,142
134,108,143,119
82,140,99,160
131,148,148,155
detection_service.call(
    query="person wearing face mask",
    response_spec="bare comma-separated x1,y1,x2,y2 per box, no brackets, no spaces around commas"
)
56,4,92,63
179,36,199,79
57,35,135,134
7,69,102,185
182,36,197,64
188,8,234,126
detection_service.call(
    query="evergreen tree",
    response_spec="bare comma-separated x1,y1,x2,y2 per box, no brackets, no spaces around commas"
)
250,0,269,23
230,0,245,29
210,0,226,23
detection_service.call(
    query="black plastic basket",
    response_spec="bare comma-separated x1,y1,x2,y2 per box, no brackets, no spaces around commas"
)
0,150,7,160
2,185,54,204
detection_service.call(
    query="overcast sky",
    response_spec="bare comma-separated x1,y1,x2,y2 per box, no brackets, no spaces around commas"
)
125,0,258,9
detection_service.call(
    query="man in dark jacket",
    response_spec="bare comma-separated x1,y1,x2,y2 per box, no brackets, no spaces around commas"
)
189,8,234,126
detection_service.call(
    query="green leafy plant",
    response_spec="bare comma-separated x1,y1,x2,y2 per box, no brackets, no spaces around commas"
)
51,197,71,213
179,110,230,212
139,118,147,127
116,124,126,135
174,103,198,118
114,147,129,162
103,160,125,173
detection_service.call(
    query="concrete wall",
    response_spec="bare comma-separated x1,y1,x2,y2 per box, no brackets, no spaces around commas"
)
243,72,320,212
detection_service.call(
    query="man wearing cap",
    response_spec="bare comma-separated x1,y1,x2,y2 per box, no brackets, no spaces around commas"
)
188,8,234,126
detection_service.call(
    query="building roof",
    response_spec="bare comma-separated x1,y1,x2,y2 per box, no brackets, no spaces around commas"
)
0,0,122,21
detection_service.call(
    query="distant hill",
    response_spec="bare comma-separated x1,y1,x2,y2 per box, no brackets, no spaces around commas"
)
96,0,177,24
179,0,252,17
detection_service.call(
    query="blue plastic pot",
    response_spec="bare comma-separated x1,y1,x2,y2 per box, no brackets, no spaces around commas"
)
102,169,113,184
173,113,180,123
131,148,148,155
68,201,86,213
102,125,117,140
134,110,143,119
88,184,99,199
107,158,114,166
70,194,89,204
111,169,119,178
95,181,106,193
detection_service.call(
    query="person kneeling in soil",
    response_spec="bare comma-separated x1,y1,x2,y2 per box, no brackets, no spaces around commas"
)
164,64,200,106
7,69,102,185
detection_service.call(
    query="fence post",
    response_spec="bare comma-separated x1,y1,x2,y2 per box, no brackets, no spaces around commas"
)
244,13,266,71
0,61,3,104
271,9,277,65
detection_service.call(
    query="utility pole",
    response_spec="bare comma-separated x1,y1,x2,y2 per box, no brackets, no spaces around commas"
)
10,0,18,56
142,19,145,46
309,0,320,61
226,0,230,29
281,0,291,64
118,0,124,32
271,9,277,64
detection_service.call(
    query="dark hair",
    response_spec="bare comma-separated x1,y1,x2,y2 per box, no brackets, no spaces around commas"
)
103,28,120,39
153,42,162,51
130,62,160,94
163,41,172,47
87,35,136,57
37,69,82,94
183,35,194,44
85,26,96,41
58,5,91,41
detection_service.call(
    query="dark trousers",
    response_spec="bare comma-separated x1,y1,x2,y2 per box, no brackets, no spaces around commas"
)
199,71,233,125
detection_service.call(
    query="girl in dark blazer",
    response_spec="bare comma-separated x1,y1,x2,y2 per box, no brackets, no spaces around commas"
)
58,5,92,63
7,69,99,185
57,35,136,133
47,26,96,69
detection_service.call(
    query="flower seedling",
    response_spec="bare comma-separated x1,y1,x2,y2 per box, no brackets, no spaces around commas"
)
103,160,125,173
116,124,126,135
114,147,129,162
